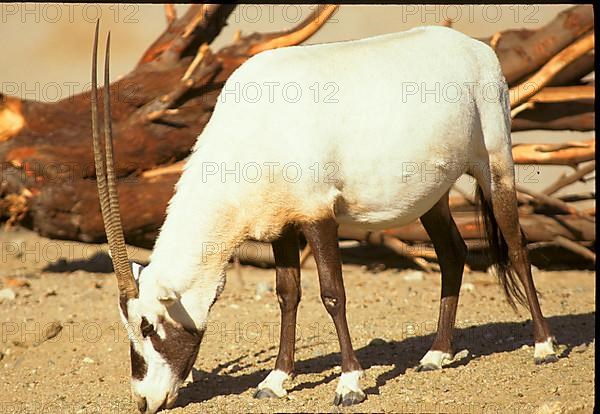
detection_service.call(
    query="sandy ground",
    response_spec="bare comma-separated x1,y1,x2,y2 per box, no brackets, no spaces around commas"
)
0,228,595,413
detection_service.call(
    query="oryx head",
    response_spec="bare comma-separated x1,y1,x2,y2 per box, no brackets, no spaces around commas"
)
90,22,204,413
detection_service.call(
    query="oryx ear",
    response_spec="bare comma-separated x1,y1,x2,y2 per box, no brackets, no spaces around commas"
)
157,285,178,307
131,262,145,281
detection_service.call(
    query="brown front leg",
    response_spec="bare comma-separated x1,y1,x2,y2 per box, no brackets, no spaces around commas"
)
254,225,301,399
302,218,365,407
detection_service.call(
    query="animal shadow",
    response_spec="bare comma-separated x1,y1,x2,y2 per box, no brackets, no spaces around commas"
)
173,311,594,406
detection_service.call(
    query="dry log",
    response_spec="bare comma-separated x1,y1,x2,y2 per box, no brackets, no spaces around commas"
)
137,5,236,67
236,240,275,267
558,193,596,203
542,161,595,195
512,111,594,132
553,235,596,263
385,211,595,244
511,139,595,165
448,190,595,211
515,184,594,220
486,5,594,85
164,4,176,26
509,31,594,107
299,244,313,268
338,227,439,272
246,5,339,56
547,52,594,86
528,85,594,103
24,171,179,249
512,94,593,130
238,212,596,268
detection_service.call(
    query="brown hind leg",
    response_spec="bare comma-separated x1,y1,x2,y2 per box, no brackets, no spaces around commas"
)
485,164,558,364
254,225,301,399
416,192,468,371
301,218,365,406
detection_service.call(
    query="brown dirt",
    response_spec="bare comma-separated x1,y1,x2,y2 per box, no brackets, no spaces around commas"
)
0,228,595,413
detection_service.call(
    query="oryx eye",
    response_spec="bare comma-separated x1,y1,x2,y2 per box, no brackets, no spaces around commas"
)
140,317,155,338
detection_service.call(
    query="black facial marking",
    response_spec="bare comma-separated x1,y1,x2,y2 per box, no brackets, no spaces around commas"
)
140,317,155,338
149,319,204,382
119,297,147,380
130,344,147,380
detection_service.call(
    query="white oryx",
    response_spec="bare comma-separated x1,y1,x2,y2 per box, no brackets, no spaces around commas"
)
91,23,558,414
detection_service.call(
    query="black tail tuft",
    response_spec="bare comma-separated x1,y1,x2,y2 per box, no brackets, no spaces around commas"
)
476,186,527,311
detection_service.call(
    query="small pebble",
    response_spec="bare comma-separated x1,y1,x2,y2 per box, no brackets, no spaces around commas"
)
82,357,95,364
44,289,57,297
3,278,30,288
35,321,63,346
254,281,272,299
403,271,424,282
453,349,469,361
461,282,475,293
0,288,16,301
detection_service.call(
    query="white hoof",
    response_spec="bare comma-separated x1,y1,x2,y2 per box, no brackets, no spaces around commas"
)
255,370,289,398
417,350,453,371
534,337,559,364
333,371,366,406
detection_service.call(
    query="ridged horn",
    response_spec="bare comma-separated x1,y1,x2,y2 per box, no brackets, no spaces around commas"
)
91,20,138,299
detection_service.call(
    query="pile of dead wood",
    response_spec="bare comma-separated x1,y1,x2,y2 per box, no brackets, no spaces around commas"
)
0,5,594,269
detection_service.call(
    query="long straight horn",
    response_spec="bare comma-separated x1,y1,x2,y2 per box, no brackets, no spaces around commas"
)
91,21,138,299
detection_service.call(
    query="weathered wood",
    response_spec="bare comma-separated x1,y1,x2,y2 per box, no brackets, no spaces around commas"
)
529,85,594,103
384,212,595,243
338,227,440,272
542,161,595,195
512,109,594,132
515,184,594,220
511,139,595,165
0,5,594,269
553,235,596,263
509,32,594,107
489,5,594,84
137,5,236,67
547,52,594,86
